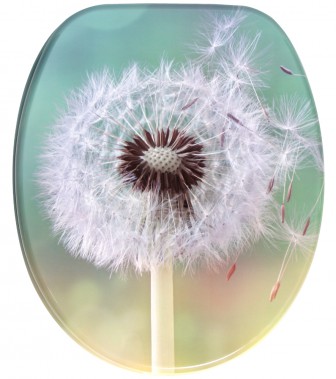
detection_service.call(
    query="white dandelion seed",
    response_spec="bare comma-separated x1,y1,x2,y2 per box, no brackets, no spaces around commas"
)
37,10,323,372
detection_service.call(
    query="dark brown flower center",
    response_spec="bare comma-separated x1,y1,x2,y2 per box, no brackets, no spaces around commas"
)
118,128,205,197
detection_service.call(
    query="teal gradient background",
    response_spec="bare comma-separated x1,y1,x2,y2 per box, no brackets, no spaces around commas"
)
14,4,323,373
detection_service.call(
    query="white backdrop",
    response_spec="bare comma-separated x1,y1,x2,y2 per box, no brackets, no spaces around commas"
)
1,1,335,378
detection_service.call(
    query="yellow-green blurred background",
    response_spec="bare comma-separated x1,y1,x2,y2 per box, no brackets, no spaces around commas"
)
14,4,323,373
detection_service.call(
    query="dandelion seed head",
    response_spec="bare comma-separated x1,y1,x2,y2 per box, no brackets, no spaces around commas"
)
37,10,323,274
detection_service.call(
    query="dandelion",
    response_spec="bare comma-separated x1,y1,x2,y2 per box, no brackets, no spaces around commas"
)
38,63,280,274
37,10,323,373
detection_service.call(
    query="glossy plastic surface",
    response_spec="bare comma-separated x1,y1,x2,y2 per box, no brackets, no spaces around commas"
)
14,4,323,373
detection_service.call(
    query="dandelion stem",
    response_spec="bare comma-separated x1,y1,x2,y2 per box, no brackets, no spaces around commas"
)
151,258,175,374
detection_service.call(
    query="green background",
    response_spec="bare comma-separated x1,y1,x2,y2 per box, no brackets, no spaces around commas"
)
14,4,323,373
